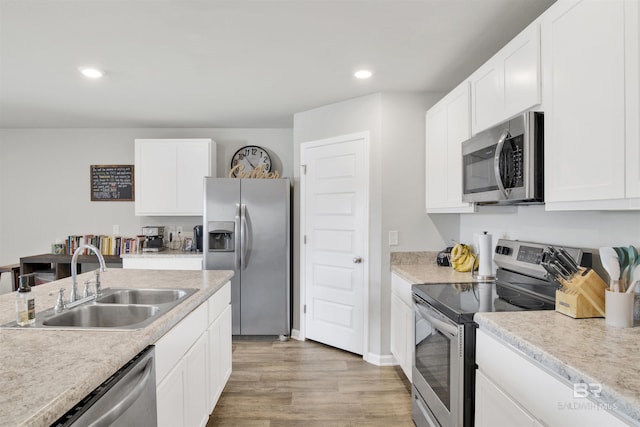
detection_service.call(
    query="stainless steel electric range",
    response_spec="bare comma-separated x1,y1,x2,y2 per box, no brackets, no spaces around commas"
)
410,238,596,427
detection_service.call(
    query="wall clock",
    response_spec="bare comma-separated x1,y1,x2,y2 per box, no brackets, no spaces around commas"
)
230,145,272,177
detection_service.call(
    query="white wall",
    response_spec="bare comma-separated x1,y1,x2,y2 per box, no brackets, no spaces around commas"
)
0,128,293,266
460,205,640,250
293,91,452,359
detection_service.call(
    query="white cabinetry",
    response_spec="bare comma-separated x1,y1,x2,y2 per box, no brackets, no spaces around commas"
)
543,0,640,210
207,288,232,410
470,23,541,135
155,282,231,427
135,139,216,216
390,272,413,381
425,81,475,213
627,0,640,199
475,329,628,427
476,370,542,427
122,256,202,270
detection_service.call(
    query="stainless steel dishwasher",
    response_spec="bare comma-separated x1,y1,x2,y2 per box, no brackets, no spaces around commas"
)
51,346,157,427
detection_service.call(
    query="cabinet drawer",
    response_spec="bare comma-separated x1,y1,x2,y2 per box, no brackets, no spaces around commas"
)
391,272,413,307
208,281,231,325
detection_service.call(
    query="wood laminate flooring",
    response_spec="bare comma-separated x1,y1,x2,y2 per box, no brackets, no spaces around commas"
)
207,338,414,426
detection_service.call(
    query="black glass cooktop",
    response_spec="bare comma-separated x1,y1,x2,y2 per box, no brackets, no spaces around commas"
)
412,281,556,324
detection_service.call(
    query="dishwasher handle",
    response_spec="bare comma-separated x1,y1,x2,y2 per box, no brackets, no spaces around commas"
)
88,357,154,427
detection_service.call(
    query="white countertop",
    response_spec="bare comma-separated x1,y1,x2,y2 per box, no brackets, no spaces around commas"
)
0,268,233,427
475,311,640,425
120,249,203,258
391,255,476,284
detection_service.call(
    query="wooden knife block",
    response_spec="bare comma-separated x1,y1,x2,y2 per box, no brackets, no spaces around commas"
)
555,269,607,318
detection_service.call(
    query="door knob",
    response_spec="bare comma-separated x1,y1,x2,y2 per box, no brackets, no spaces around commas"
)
353,256,363,264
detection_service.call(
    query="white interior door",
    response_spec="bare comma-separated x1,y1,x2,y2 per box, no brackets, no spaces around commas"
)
301,132,368,355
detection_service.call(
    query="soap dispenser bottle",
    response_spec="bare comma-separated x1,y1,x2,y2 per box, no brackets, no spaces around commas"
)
15,274,36,326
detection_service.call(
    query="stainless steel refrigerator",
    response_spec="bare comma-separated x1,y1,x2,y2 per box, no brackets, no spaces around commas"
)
203,178,290,336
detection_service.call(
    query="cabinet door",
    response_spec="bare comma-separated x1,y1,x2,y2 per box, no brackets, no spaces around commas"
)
425,106,448,210
471,23,540,135
176,141,212,214
475,370,539,427
219,304,232,387
135,140,177,215
503,24,541,118
425,82,475,213
390,292,405,369
626,0,640,199
157,362,186,427
208,304,232,411
471,62,503,134
401,299,413,382
185,333,209,427
543,0,626,203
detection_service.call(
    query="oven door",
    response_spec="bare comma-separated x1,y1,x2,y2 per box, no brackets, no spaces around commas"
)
413,297,465,427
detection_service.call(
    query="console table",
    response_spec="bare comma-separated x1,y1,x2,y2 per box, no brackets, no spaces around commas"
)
20,253,122,284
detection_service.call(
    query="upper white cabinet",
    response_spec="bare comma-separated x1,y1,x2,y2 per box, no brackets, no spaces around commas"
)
135,138,216,216
425,81,475,213
627,0,640,200
542,0,640,210
470,23,541,135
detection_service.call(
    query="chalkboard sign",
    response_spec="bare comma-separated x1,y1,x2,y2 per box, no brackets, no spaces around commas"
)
90,165,134,201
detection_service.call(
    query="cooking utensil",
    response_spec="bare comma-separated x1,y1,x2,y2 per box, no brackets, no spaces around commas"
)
599,247,619,287
625,246,638,285
625,263,640,294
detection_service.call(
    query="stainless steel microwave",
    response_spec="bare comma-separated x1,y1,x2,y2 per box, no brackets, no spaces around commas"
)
462,111,544,205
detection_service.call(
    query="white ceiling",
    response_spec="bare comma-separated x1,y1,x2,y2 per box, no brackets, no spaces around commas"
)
0,0,555,129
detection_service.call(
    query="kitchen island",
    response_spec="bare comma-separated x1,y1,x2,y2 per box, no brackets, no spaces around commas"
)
475,311,640,426
0,268,233,427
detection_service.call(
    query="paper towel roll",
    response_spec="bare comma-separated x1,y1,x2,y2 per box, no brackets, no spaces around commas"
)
474,232,494,277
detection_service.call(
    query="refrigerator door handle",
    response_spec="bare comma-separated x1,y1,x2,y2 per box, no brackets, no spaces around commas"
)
235,203,241,270
240,204,249,270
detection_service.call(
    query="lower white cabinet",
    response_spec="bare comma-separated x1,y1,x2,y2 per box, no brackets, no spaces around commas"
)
476,329,628,427
475,370,542,427
390,272,413,381
122,256,202,270
208,305,232,411
155,282,231,427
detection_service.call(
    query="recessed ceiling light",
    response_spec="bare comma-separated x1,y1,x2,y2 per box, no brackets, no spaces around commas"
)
79,67,104,79
354,70,373,79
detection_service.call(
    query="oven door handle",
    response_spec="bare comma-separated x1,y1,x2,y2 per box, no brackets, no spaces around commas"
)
494,129,511,199
415,304,458,337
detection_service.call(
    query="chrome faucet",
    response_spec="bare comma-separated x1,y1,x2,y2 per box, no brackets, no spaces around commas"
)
70,244,107,303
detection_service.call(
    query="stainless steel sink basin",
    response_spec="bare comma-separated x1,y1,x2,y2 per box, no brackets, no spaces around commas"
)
1,287,198,330
96,288,190,305
42,304,160,328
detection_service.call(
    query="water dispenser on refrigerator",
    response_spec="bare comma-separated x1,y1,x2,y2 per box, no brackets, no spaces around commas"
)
208,222,235,252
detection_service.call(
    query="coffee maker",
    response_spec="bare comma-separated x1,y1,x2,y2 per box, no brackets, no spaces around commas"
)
193,225,203,252
142,226,165,252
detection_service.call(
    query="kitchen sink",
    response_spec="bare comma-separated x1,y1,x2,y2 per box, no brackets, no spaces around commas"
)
96,288,192,305
42,304,160,328
1,287,198,330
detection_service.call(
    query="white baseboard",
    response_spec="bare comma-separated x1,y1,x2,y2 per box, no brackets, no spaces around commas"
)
364,352,397,366
290,329,303,340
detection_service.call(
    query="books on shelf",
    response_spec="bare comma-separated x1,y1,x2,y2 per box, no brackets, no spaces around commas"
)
66,234,144,256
